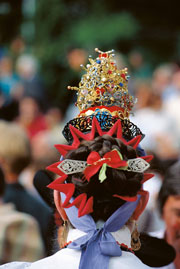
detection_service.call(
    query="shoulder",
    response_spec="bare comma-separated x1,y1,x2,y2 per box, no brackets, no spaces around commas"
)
28,249,150,269
0,250,150,269
29,249,80,269
0,262,31,269
109,251,151,269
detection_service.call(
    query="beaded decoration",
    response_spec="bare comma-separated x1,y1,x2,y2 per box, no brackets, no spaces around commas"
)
63,48,144,144
68,48,136,114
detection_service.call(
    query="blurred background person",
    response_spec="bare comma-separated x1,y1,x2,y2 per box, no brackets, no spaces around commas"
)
0,55,20,121
0,55,19,102
152,64,177,102
63,48,88,123
0,166,44,264
1,0,180,260
151,161,180,269
0,120,53,256
131,81,179,160
163,69,180,144
15,54,48,110
18,105,65,195
16,96,48,141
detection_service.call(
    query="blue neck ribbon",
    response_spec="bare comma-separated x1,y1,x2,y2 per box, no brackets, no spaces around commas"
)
61,193,140,269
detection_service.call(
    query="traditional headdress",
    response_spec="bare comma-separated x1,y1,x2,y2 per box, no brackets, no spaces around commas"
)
47,117,153,269
47,118,153,217
47,49,154,269
63,48,144,144
48,48,153,217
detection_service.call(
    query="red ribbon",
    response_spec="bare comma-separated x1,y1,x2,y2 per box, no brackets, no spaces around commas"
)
84,150,128,181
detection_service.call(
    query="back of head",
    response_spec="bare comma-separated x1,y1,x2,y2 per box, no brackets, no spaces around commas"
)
16,54,38,79
64,135,143,222
158,161,180,214
0,120,31,175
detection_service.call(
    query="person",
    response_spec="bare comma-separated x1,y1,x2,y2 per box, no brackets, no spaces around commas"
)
152,161,180,269
0,120,53,255
0,119,153,269
132,84,179,159
0,55,20,121
0,166,44,264
15,54,47,109
0,49,175,268
16,96,48,141
0,55,19,101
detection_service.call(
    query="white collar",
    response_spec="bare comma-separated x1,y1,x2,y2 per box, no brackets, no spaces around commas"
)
67,224,131,248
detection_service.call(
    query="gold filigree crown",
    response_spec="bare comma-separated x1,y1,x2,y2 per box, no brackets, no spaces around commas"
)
68,48,136,118
63,48,144,144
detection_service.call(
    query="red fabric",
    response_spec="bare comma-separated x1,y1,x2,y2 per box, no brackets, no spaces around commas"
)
79,196,93,217
47,118,154,217
84,150,128,181
48,181,94,217
141,173,154,183
65,193,94,217
127,135,142,149
140,155,153,162
55,144,77,157
46,162,65,176
26,115,48,140
54,210,63,226
48,183,75,207
51,118,126,159
79,105,124,117
106,119,124,142
47,175,67,186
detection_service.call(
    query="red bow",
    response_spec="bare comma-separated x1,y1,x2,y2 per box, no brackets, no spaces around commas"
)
84,150,128,181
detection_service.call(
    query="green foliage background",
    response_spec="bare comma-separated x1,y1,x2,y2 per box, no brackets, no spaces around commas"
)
1,0,180,113
34,0,140,112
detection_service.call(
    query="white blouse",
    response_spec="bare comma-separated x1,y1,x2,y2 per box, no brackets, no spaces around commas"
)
0,226,151,269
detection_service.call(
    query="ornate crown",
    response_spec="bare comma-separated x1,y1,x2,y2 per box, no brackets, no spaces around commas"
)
63,48,144,144
68,48,136,115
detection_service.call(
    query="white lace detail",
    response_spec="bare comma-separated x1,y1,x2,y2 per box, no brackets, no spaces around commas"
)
127,158,150,173
58,159,87,174
58,158,149,175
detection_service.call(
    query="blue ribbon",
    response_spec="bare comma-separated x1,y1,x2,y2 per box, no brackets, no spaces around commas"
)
61,193,141,269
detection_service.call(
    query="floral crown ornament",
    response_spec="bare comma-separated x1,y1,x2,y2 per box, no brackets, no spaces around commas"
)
47,118,153,218
62,48,144,144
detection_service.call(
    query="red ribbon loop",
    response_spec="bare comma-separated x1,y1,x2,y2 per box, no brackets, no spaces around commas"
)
84,150,128,181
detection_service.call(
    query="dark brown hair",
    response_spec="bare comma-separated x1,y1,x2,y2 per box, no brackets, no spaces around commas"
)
0,166,5,197
158,161,180,214
65,135,143,221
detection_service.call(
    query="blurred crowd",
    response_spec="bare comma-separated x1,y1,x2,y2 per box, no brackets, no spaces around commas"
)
0,39,180,267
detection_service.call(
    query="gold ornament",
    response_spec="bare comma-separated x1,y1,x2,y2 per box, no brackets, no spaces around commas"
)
58,220,70,249
131,222,141,251
68,48,136,118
